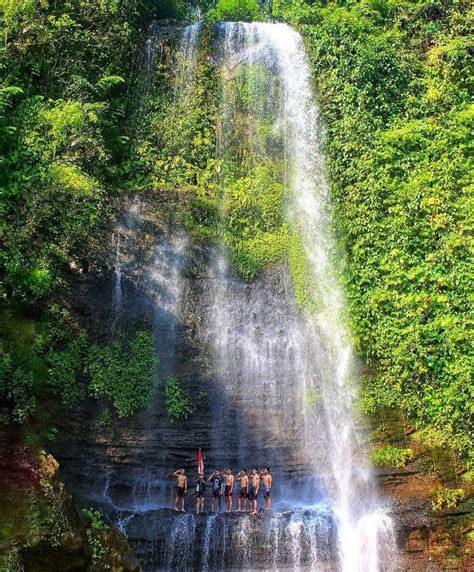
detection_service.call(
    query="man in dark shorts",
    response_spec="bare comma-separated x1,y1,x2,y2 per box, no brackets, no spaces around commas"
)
196,472,206,514
262,467,272,511
236,469,249,512
172,468,187,512
224,468,234,513
249,467,260,515
208,470,224,513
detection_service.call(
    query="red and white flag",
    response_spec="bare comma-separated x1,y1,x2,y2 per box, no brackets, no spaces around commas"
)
198,448,204,474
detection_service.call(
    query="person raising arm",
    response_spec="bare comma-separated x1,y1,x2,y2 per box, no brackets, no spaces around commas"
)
208,470,223,513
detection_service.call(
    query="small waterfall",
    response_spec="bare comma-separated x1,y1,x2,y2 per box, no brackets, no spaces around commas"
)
165,513,198,569
119,509,337,571
110,195,142,335
205,248,310,471
208,22,397,570
177,21,203,91
202,514,218,571
110,232,122,336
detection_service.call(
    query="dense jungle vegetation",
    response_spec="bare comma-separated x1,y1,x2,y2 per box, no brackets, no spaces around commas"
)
0,0,472,473
276,0,473,466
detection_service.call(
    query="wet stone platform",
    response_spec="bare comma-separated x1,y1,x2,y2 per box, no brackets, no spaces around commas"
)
112,507,338,571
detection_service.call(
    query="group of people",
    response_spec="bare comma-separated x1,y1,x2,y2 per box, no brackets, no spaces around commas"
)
173,467,273,515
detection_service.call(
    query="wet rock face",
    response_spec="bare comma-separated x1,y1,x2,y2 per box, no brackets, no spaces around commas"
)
49,193,473,571
51,193,318,514
114,508,337,571
379,468,474,571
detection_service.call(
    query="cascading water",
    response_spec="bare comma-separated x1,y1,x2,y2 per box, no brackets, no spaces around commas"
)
177,22,203,89
52,20,401,572
196,21,397,570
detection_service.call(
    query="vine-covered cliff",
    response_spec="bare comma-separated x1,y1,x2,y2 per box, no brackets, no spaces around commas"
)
0,0,472,569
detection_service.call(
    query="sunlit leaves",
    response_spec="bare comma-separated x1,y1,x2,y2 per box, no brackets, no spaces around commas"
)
281,0,473,464
88,332,158,418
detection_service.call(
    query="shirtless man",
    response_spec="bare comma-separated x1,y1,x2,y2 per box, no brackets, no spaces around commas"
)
195,472,206,514
261,467,272,511
249,468,260,515
236,469,249,512
208,470,224,513
224,468,234,513
172,468,187,512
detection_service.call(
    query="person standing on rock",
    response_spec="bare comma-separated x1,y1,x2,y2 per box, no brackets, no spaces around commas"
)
261,467,272,511
172,468,187,512
224,468,234,513
195,472,206,514
249,468,260,515
236,469,249,512
208,470,224,513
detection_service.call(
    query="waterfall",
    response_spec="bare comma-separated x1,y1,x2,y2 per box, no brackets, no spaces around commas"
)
177,21,203,90
206,22,397,570
81,20,399,571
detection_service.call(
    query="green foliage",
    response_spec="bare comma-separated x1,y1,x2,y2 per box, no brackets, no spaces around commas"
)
81,508,109,530
86,529,109,566
412,426,451,450
0,360,36,422
0,304,157,421
88,332,158,418
164,376,193,420
371,445,414,468
47,333,89,407
210,0,261,22
0,0,167,422
431,486,465,512
462,470,474,483
99,408,113,427
221,166,290,278
288,232,318,313
277,0,473,465
0,0,154,301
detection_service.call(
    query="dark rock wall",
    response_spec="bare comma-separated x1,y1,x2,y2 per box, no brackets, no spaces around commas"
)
48,194,473,571
51,193,316,512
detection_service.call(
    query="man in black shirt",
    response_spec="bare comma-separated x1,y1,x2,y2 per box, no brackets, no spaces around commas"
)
208,470,224,513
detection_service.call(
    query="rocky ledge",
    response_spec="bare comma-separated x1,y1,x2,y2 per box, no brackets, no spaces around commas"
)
379,467,473,571
112,507,338,571
0,432,140,572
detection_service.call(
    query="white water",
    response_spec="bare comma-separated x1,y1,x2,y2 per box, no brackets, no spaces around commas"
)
101,20,399,571
162,509,335,570
177,21,203,90
210,22,398,570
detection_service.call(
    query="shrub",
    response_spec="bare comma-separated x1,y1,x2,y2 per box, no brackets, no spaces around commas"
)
88,332,158,418
164,376,193,420
81,508,109,530
371,445,414,468
212,0,261,22
431,486,465,512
